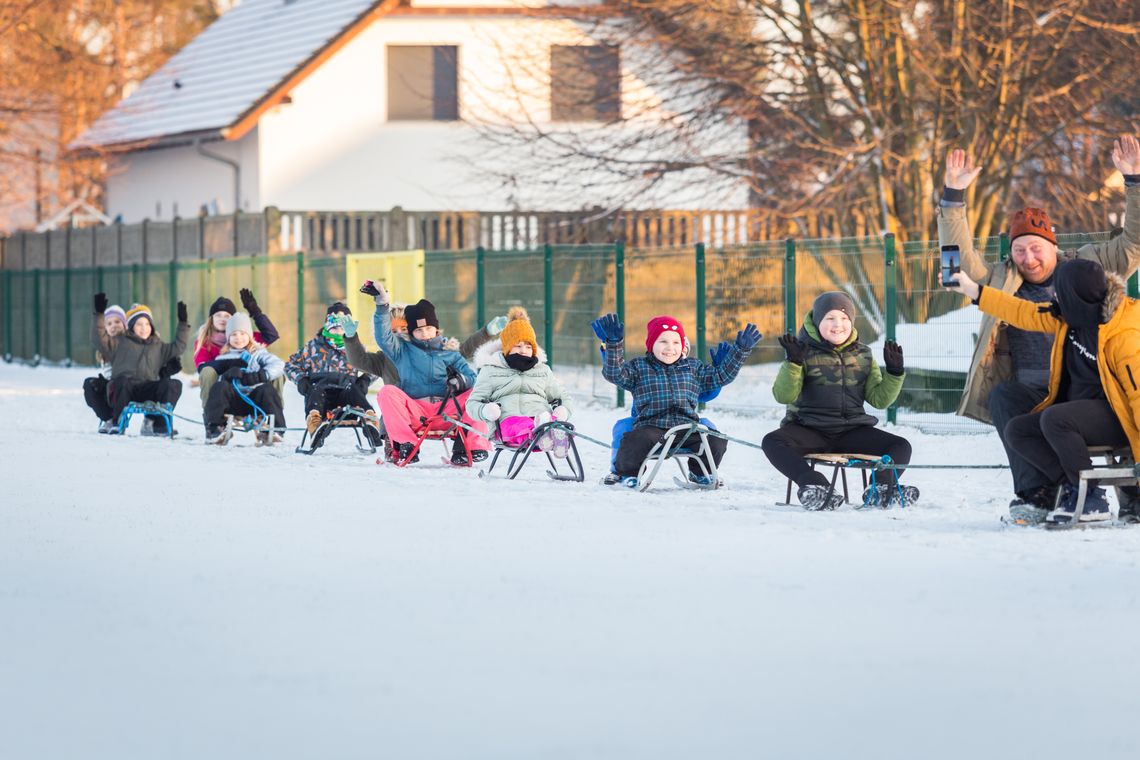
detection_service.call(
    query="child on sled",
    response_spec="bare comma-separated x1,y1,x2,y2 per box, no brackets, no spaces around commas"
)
201,311,287,445
592,312,760,487
362,281,489,465
285,302,385,448
466,307,571,457
85,297,127,433
761,292,915,510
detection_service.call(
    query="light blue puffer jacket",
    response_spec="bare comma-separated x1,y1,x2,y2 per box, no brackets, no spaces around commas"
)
373,306,476,399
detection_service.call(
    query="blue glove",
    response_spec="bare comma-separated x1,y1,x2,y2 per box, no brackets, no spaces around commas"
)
591,313,624,343
342,317,358,339
709,341,733,366
735,323,761,350
486,315,508,335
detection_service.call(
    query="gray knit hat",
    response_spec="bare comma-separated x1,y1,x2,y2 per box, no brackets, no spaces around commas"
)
811,292,857,328
225,311,253,339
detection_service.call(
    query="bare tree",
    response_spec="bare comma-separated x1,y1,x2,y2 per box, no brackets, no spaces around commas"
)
469,0,1140,243
0,0,221,232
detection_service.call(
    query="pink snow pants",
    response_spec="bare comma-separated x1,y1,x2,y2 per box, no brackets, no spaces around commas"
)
497,415,537,447
377,385,490,450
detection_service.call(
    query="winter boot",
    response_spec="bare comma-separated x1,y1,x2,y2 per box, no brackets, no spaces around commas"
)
687,471,720,488
98,419,116,434
393,441,420,464
602,472,624,486
797,484,844,511
306,409,323,435
1047,484,1112,525
362,409,383,448
205,424,231,446
450,436,487,465
861,482,920,508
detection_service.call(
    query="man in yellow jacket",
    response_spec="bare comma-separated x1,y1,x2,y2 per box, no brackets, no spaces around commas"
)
939,136,1140,511
949,259,1140,525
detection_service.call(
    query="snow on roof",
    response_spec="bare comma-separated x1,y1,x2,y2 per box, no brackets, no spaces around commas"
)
73,0,384,150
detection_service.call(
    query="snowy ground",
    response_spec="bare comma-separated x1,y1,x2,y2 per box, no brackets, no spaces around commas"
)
3,363,1140,759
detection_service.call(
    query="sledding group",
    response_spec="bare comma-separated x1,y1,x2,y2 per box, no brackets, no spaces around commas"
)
83,137,1140,525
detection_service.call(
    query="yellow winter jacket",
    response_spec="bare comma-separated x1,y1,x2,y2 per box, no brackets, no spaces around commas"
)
977,272,1140,472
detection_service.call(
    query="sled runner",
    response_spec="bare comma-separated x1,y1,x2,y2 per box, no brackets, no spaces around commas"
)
1035,446,1138,530
776,454,913,509
635,422,720,492
478,420,585,482
117,401,175,438
295,406,381,455
212,380,280,446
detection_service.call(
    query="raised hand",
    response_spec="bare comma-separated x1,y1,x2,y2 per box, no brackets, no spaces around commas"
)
177,301,188,325
359,279,390,305
590,313,624,343
735,323,761,350
1113,136,1140,176
944,269,980,300
341,316,359,339
94,292,108,314
239,288,261,316
883,341,904,376
709,340,733,367
778,333,806,365
486,315,508,335
944,148,982,190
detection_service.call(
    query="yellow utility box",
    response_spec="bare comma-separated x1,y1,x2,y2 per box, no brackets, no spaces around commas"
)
344,250,425,349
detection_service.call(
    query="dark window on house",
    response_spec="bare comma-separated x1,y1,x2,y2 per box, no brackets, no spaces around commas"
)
387,45,459,121
551,45,620,122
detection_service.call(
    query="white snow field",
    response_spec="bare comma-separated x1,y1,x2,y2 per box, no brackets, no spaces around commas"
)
3,362,1140,760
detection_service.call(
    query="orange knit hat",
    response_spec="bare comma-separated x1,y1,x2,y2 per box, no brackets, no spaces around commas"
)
499,306,537,356
1009,207,1056,245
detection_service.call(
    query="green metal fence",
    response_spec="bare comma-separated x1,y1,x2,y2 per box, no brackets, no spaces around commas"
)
1,233,1132,432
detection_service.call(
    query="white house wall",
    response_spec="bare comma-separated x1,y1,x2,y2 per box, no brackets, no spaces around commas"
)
256,12,748,211
105,129,260,222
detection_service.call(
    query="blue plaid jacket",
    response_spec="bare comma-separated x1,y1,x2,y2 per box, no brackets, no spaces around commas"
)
602,341,750,430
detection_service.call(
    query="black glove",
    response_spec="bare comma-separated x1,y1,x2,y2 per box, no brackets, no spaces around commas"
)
177,301,188,325
883,340,904,376
296,376,312,395
158,357,182,379
778,333,806,365
221,367,243,381
354,374,372,395
240,288,261,316
241,369,268,385
94,292,108,314
445,365,468,394
1038,299,1062,319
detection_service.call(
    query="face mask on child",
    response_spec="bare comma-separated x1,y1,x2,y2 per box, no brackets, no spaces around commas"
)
505,353,538,371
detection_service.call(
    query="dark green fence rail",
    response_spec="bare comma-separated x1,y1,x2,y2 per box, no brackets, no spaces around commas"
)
1,232,1132,432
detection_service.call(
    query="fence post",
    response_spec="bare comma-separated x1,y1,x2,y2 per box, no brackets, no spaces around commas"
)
64,223,72,364
615,241,625,407
695,242,706,364
999,232,1010,262
141,218,149,304
884,233,898,424
233,210,241,256
2,268,9,362
296,250,305,350
132,262,141,305
33,268,41,362
168,260,178,335
784,238,797,335
543,243,554,367
476,246,486,328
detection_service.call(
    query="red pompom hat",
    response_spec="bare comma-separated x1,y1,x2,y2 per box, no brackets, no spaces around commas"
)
645,315,687,353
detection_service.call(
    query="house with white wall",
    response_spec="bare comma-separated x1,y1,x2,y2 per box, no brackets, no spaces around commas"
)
72,0,749,223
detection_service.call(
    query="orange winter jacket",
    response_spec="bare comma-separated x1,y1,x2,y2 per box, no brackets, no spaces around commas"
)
977,272,1140,472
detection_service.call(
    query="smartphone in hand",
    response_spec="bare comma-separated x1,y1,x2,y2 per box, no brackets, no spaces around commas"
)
941,245,961,287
